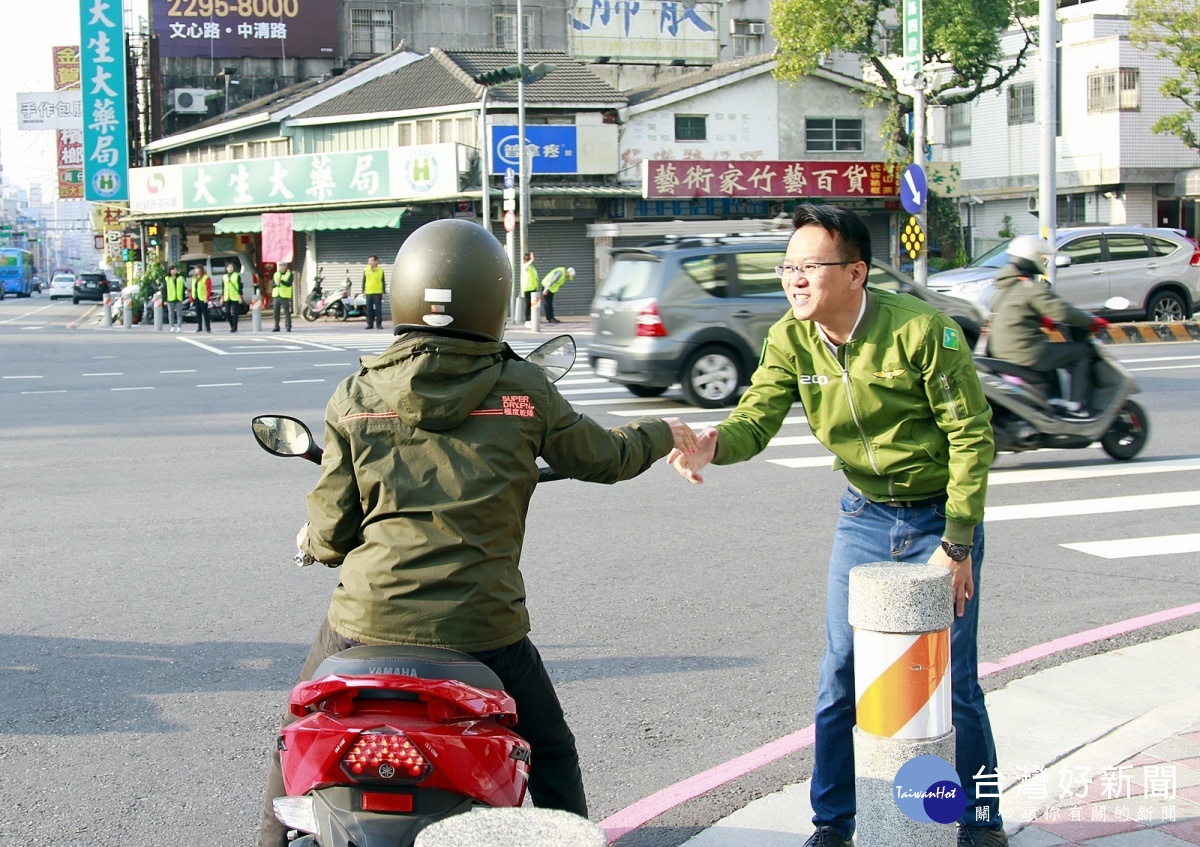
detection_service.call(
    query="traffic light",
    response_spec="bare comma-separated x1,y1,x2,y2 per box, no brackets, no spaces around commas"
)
473,64,530,86
147,224,160,247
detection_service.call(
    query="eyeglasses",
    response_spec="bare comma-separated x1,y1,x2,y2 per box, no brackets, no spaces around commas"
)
775,261,855,278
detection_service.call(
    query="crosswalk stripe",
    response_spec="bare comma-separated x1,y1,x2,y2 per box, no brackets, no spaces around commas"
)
988,456,1200,486
986,490,1200,522
1062,533,1200,559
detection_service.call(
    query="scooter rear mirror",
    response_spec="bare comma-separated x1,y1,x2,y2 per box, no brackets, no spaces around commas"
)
1104,296,1131,310
526,334,576,383
252,415,322,463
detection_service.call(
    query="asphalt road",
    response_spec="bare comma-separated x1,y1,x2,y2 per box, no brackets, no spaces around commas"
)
2,296,1199,847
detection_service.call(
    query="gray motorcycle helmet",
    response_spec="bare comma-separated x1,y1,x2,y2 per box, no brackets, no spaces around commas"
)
1007,235,1056,275
390,219,511,341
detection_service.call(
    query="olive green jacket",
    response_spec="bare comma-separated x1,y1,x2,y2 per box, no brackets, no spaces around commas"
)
713,288,994,546
987,264,1095,367
303,333,674,651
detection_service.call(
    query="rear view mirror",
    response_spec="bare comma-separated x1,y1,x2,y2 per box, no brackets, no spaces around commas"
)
252,415,322,463
526,335,576,383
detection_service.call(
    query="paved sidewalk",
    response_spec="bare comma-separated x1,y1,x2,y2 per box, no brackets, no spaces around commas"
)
681,629,1200,847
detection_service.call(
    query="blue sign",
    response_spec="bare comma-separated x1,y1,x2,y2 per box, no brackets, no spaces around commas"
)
489,126,579,175
900,163,927,215
81,0,130,201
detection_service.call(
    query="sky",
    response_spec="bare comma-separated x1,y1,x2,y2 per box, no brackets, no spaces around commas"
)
1,0,149,194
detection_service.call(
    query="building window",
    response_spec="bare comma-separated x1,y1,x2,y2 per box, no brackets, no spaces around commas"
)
1087,69,1140,113
494,12,534,49
1007,82,1035,125
730,19,766,58
675,114,707,141
1057,194,1088,225
351,8,394,56
946,102,971,147
805,117,863,152
880,24,901,57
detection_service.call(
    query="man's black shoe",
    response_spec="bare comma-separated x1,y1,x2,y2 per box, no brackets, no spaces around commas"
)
957,825,1008,846
803,827,853,847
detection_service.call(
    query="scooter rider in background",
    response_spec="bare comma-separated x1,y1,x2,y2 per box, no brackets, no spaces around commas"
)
986,235,1109,419
256,219,697,847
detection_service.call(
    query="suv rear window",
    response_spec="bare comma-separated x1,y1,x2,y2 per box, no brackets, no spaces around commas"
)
597,256,660,301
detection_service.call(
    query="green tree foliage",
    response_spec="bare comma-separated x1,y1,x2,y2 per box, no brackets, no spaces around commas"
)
1130,0,1200,151
770,0,1038,156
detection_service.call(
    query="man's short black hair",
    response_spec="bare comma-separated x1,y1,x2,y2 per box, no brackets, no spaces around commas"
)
791,204,872,268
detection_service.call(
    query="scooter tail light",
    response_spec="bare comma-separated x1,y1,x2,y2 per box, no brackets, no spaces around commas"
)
341,728,432,784
273,796,318,835
635,301,668,337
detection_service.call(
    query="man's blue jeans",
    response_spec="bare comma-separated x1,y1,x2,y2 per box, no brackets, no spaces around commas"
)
810,487,1001,838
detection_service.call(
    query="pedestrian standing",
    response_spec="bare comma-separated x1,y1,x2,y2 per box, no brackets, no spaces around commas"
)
191,265,212,333
362,255,385,330
539,266,574,324
272,262,293,333
521,251,538,326
164,264,185,333
670,204,1006,847
223,260,243,333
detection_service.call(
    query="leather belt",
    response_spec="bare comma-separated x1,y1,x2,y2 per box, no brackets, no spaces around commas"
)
853,487,945,509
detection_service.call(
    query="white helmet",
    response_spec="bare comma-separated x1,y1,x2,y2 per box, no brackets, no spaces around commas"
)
566,267,576,278
1007,235,1055,273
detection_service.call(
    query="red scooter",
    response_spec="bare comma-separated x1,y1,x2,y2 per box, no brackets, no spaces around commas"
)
250,335,576,847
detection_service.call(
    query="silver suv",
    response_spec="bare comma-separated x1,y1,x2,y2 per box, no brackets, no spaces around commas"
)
588,234,987,408
929,227,1200,321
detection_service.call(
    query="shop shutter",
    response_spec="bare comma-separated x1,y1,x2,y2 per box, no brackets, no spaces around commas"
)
524,220,595,317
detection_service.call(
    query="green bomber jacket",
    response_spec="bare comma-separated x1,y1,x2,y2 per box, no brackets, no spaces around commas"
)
302,333,674,652
714,287,994,546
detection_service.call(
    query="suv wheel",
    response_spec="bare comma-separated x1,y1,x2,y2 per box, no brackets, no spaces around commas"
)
682,346,743,408
626,385,668,398
1146,290,1187,323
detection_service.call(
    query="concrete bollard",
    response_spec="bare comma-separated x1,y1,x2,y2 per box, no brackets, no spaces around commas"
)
849,561,956,847
530,291,542,332
414,808,605,847
122,289,133,329
251,295,262,332
102,292,113,327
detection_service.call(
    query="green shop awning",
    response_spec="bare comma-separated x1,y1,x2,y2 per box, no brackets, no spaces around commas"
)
214,206,409,234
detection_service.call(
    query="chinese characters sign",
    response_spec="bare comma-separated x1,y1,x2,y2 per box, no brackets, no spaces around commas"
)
643,160,900,199
129,145,464,213
569,0,719,64
17,92,83,131
53,46,83,200
151,0,338,59
490,126,579,175
80,0,129,201
904,0,923,76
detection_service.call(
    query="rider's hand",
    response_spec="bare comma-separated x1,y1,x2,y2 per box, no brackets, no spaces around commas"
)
1091,317,1110,332
668,428,719,485
1040,315,1058,331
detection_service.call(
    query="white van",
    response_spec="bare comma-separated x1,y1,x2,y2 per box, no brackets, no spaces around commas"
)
179,251,259,305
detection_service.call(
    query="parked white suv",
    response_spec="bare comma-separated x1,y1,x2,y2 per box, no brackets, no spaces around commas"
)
930,227,1200,322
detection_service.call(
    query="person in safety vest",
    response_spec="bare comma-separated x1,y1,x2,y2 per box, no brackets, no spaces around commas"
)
164,264,185,333
222,260,243,333
362,255,386,330
256,219,698,847
521,251,539,325
271,262,293,332
669,204,1006,847
540,266,574,324
191,265,212,333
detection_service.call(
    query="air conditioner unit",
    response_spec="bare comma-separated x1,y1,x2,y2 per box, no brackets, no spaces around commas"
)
172,88,213,114
748,21,767,35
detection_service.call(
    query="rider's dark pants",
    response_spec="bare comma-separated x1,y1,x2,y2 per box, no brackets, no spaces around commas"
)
1031,341,1094,406
257,619,587,847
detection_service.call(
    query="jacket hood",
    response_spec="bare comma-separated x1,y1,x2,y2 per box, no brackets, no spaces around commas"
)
992,263,1029,291
360,333,510,431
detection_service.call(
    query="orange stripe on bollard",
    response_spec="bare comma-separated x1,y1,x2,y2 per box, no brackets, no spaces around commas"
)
855,629,949,738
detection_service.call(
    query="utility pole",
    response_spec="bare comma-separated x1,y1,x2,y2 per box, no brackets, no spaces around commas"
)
1038,0,1058,285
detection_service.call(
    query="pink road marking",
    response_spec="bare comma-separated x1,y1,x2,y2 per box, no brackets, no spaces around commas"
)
600,601,1200,842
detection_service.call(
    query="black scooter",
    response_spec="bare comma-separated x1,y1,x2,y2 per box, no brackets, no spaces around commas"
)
974,317,1149,461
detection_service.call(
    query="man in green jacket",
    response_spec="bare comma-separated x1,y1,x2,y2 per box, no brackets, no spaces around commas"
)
670,205,1005,847
540,265,574,324
258,220,695,847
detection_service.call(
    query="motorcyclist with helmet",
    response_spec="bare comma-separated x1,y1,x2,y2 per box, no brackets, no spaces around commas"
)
986,235,1109,419
257,219,697,846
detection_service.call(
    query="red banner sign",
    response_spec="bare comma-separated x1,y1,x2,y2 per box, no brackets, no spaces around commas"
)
643,160,900,200
53,46,83,199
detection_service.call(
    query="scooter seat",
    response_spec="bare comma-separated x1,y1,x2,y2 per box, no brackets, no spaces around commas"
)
314,644,504,691
975,357,1054,386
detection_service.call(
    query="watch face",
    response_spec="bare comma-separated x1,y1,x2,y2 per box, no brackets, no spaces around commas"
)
943,542,971,561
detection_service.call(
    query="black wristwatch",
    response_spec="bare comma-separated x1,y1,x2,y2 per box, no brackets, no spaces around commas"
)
941,541,973,562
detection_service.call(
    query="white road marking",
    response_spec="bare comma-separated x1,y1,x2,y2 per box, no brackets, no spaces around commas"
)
2,375,42,379
20,390,66,395
986,490,1200,522
1062,533,1200,559
237,366,273,371
160,369,196,373
0,304,53,325
197,383,242,387
111,386,155,391
557,377,610,385
988,456,1200,486
313,362,351,368
1125,363,1200,373
83,372,122,376
1115,354,1200,364
177,337,228,355
558,386,632,396
283,379,325,384
21,326,45,330
763,435,823,447
768,456,837,468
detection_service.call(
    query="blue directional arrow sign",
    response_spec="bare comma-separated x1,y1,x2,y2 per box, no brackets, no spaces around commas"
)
901,163,927,215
